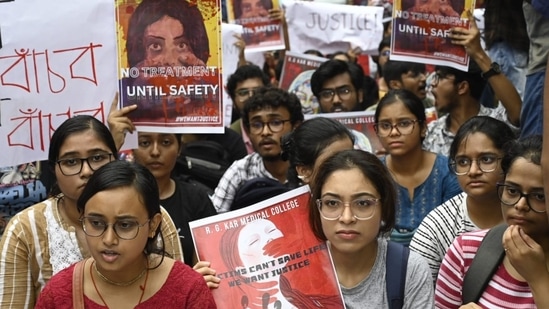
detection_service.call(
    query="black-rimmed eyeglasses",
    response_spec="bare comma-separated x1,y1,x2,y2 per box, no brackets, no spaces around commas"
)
56,153,113,176
318,86,353,101
249,119,290,134
374,119,419,137
497,183,546,213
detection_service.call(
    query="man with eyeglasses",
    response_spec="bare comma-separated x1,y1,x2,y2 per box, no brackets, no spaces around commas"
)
211,87,304,213
422,12,522,156
310,60,373,152
227,64,271,153
311,60,368,113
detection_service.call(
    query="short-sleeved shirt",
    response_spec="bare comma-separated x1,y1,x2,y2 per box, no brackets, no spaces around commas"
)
409,192,479,282
423,104,519,156
436,229,536,308
341,239,435,309
211,152,279,213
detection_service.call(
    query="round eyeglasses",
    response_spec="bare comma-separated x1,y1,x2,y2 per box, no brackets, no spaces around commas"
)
449,155,501,176
81,217,151,240
497,183,546,213
374,119,418,137
316,198,378,220
56,153,113,176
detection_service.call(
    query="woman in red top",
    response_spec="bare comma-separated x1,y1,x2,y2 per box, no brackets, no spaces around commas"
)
35,160,216,308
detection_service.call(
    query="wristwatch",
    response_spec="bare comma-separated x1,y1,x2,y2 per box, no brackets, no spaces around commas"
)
481,62,501,80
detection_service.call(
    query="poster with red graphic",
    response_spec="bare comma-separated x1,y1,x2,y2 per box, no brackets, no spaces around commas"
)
227,0,285,52
190,186,345,309
390,0,476,71
278,51,327,115
116,0,223,133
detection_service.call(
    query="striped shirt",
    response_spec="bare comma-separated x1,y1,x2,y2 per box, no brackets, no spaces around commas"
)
211,152,279,213
409,192,478,282
0,197,183,309
435,229,535,308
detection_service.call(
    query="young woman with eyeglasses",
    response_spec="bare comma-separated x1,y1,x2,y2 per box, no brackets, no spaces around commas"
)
0,116,182,308
436,135,549,308
409,116,516,282
309,149,434,308
374,89,462,246
34,160,215,308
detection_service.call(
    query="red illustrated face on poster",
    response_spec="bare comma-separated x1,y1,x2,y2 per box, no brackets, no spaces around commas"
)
240,0,269,20
142,15,206,67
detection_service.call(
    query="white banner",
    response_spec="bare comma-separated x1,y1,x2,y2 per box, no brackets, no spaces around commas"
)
0,0,117,167
221,23,243,127
285,1,384,55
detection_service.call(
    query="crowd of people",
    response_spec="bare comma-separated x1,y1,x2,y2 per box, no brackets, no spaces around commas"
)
1,0,549,308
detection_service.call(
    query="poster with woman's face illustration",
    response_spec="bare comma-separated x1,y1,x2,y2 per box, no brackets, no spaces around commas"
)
190,186,345,309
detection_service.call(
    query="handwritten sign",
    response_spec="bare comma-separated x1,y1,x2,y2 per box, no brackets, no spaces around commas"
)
285,1,384,55
0,0,117,167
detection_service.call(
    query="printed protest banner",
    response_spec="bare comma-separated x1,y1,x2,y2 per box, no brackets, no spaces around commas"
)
0,0,117,167
285,1,384,55
278,51,327,114
116,0,224,133
305,111,382,154
390,0,476,71
227,0,285,52
190,186,345,309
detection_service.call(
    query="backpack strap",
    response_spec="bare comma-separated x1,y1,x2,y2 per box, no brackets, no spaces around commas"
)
462,224,508,304
72,259,86,309
386,241,410,309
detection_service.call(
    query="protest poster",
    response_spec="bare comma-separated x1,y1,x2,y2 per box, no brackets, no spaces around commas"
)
190,186,345,309
227,0,285,52
390,0,476,71
285,1,384,55
116,0,224,133
278,51,327,114
305,111,382,155
0,0,118,167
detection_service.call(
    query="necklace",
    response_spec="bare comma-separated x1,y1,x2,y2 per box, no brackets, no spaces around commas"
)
93,260,147,286
90,260,149,308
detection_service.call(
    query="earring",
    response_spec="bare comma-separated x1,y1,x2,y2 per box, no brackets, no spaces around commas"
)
297,175,305,180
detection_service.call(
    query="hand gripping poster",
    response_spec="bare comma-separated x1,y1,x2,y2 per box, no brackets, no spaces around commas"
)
278,51,327,115
390,0,475,71
226,0,285,52
115,0,224,133
190,186,345,308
